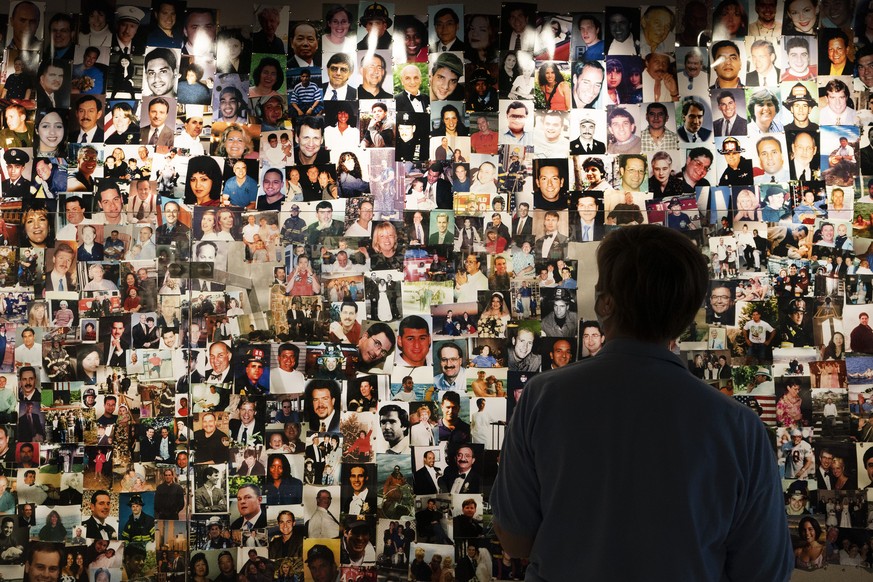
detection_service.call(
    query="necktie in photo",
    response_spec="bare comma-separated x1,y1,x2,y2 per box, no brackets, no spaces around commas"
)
331,90,338,101
514,35,521,50
80,132,88,143
241,427,248,444
149,129,159,145
583,225,591,241
320,421,326,432
724,120,731,135
58,278,64,291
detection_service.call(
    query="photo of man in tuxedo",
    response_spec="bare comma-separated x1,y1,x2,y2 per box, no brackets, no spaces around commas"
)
413,450,441,494
341,463,377,515
534,210,569,260
439,444,482,494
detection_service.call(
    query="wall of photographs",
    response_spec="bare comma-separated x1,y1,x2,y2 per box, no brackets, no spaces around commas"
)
0,0,870,579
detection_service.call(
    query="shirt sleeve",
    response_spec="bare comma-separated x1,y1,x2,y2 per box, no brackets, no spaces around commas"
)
723,411,793,581
490,380,543,538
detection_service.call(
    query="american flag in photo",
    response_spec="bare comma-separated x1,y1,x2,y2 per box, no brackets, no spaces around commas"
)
735,394,776,426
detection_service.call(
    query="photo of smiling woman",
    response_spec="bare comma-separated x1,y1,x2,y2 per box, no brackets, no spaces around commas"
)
184,155,223,206
34,109,67,158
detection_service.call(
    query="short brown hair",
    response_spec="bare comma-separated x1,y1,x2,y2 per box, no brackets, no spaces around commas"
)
595,225,707,342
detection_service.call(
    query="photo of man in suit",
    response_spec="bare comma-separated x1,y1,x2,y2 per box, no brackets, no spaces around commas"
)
534,210,569,260
713,90,748,136
439,444,481,494
321,52,357,101
413,450,440,494
395,64,429,112
677,97,711,143
140,97,174,147
103,319,129,367
230,484,266,530
425,212,451,245
235,448,266,476
194,467,227,513
228,399,264,446
788,131,819,182
341,463,377,515
17,402,44,443
430,6,465,51
83,490,116,540
512,202,533,239
305,380,341,433
70,95,104,143
191,341,232,385
745,39,779,86
424,162,453,209
35,60,69,109
570,193,605,242
305,436,328,484
44,243,75,292
131,315,159,349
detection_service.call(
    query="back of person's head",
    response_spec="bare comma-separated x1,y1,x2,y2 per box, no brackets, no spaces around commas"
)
595,225,707,342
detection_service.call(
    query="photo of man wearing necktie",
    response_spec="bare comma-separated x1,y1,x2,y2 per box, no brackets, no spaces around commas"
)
230,483,266,538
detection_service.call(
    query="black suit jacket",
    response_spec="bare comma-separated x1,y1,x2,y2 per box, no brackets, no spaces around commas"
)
36,86,68,110
438,467,481,494
493,223,511,243
132,323,159,349
235,460,266,476
83,516,116,540
320,83,357,100
434,179,453,209
230,512,267,530
408,223,429,244
569,138,606,155
340,487,376,514
17,412,45,442
394,92,430,112
68,126,104,143
788,158,820,181
104,338,130,367
745,69,780,86
677,126,712,142
431,38,466,52
569,219,605,242
111,36,142,55
308,414,340,433
512,215,533,237
413,467,439,494
713,116,748,136
229,419,265,444
43,273,74,292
